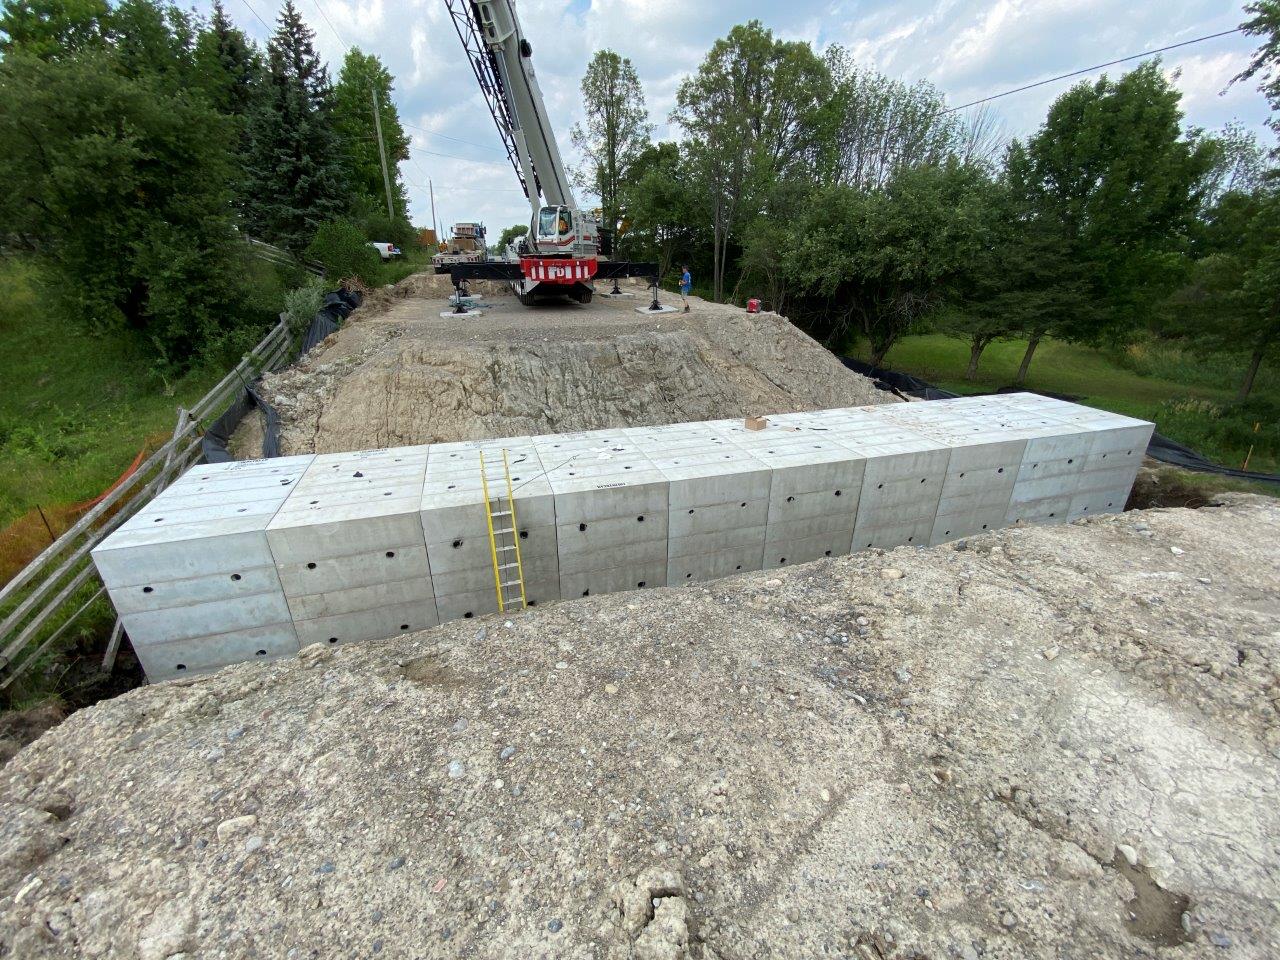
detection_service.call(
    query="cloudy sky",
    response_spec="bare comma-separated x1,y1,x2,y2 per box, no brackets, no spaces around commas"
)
203,0,1272,234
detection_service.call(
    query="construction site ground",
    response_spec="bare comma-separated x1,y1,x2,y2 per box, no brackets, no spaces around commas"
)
3,273,1277,958
248,275,892,456
1,493,1277,958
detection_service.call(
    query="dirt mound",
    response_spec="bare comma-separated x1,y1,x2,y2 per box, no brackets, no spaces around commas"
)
260,276,891,454
3,496,1277,958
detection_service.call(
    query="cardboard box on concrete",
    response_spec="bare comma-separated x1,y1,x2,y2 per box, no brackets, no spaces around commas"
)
92,394,1153,681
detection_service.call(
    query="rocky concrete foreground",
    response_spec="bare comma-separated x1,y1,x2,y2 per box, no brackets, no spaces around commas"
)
1,496,1278,959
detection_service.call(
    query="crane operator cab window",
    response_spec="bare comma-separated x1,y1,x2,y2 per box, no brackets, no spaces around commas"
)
538,205,572,242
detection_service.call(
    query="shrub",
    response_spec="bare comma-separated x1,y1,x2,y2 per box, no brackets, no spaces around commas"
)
305,220,381,286
282,276,329,335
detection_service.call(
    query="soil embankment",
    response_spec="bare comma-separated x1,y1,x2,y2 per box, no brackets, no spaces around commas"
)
257,275,892,454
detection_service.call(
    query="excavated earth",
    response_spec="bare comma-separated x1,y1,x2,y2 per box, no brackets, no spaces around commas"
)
255,274,893,455
2,494,1278,959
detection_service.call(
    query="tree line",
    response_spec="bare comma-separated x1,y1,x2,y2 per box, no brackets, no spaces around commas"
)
573,5,1280,398
0,0,413,363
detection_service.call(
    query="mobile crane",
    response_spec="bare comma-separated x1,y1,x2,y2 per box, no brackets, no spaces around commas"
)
443,0,660,308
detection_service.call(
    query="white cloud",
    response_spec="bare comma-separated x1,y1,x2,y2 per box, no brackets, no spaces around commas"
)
201,0,1274,232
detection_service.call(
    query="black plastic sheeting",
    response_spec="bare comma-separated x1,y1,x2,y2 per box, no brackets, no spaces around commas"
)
202,289,362,463
840,356,1280,487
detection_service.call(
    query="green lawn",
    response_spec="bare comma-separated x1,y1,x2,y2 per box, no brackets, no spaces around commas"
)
0,258,225,531
862,334,1279,475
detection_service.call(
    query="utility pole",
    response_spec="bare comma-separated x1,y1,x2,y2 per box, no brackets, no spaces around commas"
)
429,179,439,244
371,86,396,222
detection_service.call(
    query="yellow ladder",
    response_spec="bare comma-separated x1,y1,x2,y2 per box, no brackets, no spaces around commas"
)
479,450,528,612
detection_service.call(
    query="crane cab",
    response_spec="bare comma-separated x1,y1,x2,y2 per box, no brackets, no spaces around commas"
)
534,205,597,259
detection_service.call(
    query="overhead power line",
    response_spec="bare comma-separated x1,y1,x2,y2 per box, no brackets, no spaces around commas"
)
309,0,349,52
944,26,1245,112
238,0,272,31
402,121,505,154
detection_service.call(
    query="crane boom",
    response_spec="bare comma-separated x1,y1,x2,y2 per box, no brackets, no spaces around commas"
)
442,0,659,308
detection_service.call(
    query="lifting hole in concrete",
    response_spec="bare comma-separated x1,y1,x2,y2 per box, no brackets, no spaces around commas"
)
835,490,842,497
740,502,746,508
307,562,317,570
464,612,474,619
400,624,410,631
786,496,795,503
824,550,832,557
637,516,645,522
453,540,463,548
920,478,926,484
582,590,589,597
310,500,319,505
1049,512,1056,518
1068,458,1074,464
528,601,537,607
982,524,988,529
153,518,164,523
686,573,692,579
907,537,914,542
143,586,154,594
959,473,965,478
176,663,187,670
779,558,786,564
231,574,242,582
637,581,647,588
328,637,338,644
386,551,395,558
877,484,883,489
520,531,529,539
945,531,950,536
688,509,695,515
997,467,1004,473
579,523,587,532
255,649,267,657
447,485,456,490
735,565,742,571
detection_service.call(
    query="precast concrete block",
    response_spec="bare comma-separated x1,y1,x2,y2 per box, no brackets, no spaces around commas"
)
121,589,294,646
266,501,427,566
764,512,857,546
670,498,769,537
560,562,668,599
131,622,301,682
425,525,559,579
667,524,767,559
550,476,670,526
430,552,561,598
652,457,772,510
766,486,859,526
667,543,766,585
284,576,435,622
293,599,440,649
420,487,557,545
556,511,669,557
851,445,950,550
764,529,856,568
928,439,1026,545
108,564,282,616
276,544,430,597
433,575,560,623
558,536,668,576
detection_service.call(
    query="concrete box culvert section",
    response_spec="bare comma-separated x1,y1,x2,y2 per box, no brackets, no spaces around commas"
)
91,393,1153,681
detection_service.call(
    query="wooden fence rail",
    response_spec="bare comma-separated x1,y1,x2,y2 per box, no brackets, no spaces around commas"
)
0,318,296,690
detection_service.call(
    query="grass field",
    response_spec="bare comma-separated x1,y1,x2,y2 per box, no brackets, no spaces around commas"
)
863,334,1279,476
0,259,227,533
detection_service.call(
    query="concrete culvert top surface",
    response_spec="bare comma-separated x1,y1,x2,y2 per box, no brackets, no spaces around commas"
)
257,274,894,455
3,495,1279,958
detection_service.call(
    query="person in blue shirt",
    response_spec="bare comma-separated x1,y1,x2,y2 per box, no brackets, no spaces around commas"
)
679,265,692,312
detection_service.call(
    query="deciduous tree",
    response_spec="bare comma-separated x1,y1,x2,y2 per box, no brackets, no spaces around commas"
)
570,50,651,239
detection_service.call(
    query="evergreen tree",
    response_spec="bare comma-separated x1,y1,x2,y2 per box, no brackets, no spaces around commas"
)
332,48,410,226
242,0,347,251
194,1,263,213
194,1,262,120
0,0,108,60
